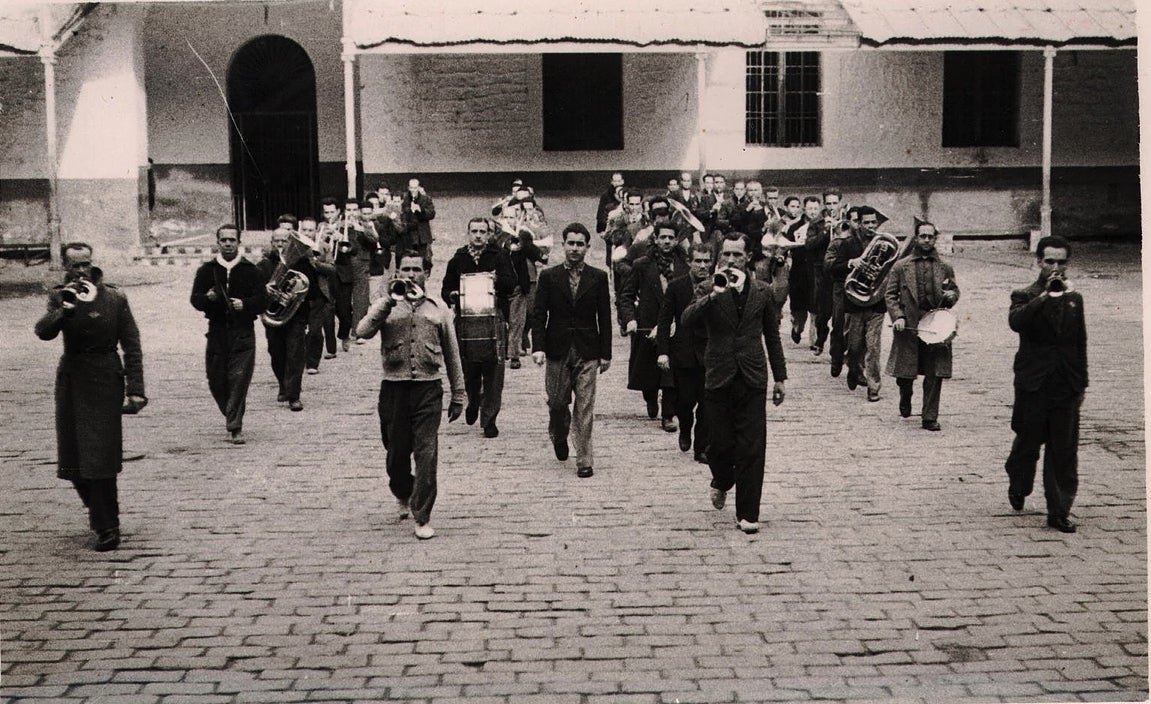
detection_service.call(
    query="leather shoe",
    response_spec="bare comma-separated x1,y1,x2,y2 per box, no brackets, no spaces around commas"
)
678,432,691,452
509,358,521,369
576,466,594,478
277,393,287,403
847,370,859,390
553,437,569,461
921,420,941,431
809,343,823,355
899,397,912,418
483,423,499,438
830,362,842,378
94,528,120,552
790,327,802,344
645,399,658,419
465,405,479,425
289,399,303,412
661,417,678,433
1047,515,1077,533
694,450,709,464
1008,492,1025,511
867,390,880,403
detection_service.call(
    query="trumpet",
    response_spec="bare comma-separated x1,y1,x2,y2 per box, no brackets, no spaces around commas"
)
59,278,97,307
388,278,426,302
713,267,747,293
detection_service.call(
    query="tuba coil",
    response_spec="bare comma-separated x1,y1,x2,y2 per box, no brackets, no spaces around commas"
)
260,234,315,328
844,232,902,308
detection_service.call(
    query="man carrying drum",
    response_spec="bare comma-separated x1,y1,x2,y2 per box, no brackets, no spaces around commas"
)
884,219,960,431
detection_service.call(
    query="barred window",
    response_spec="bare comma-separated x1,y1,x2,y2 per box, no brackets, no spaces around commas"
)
942,51,1020,148
746,51,821,147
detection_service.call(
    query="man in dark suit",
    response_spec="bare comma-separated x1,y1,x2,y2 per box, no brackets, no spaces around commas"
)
1005,236,1088,534
532,223,613,479
682,233,787,534
657,242,714,462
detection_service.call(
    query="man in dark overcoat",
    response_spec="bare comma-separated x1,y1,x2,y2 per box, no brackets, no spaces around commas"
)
36,242,147,552
884,220,960,431
1004,235,1088,534
401,178,437,263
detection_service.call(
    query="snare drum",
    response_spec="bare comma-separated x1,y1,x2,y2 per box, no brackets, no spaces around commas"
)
916,309,958,345
457,273,501,362
459,272,496,316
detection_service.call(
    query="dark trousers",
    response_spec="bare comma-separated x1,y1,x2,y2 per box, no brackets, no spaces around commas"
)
378,380,443,526
829,281,846,369
898,376,943,422
1005,387,1081,520
674,365,708,451
305,298,335,369
812,267,832,348
265,314,307,401
72,477,118,533
789,260,812,333
334,281,354,341
705,378,767,523
641,387,677,420
205,327,255,432
464,358,505,429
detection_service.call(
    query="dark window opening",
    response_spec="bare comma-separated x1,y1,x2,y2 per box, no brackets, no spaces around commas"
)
542,53,623,151
942,51,1020,148
746,51,821,147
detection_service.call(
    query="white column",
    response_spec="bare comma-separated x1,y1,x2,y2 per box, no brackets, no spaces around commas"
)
39,9,61,269
695,51,709,178
1041,46,1056,239
342,37,358,199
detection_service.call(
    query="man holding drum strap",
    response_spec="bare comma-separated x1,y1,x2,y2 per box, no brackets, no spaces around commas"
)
884,220,960,431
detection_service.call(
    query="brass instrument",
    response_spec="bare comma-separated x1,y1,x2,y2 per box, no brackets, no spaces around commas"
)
713,267,747,292
260,234,315,328
844,232,902,308
1046,271,1069,296
388,278,426,302
59,278,97,307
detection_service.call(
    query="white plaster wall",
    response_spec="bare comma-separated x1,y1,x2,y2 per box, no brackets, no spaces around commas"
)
702,48,1138,171
359,52,700,172
143,0,345,164
0,58,48,179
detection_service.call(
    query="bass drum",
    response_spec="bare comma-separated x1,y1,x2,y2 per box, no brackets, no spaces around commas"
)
916,309,958,345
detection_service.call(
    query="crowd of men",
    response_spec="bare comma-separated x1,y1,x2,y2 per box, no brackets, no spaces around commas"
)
35,171,1089,551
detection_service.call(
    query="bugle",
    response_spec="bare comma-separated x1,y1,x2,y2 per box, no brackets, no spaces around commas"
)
59,277,97,306
388,278,425,302
713,267,746,292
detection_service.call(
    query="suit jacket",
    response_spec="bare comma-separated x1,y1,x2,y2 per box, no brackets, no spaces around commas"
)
884,253,959,379
532,262,612,362
1009,279,1088,393
657,273,708,369
401,191,437,245
619,250,689,330
682,278,787,390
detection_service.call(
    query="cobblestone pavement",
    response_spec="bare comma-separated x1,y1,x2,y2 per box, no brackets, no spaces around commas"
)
1,236,1145,703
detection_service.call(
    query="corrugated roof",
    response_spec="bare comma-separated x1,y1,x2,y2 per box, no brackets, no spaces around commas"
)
839,0,1137,48
346,0,768,51
0,2,89,57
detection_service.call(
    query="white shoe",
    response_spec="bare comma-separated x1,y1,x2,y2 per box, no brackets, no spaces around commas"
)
414,523,435,540
710,487,726,510
396,499,409,520
737,519,759,534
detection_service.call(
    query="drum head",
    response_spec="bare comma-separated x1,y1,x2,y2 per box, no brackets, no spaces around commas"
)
917,309,958,345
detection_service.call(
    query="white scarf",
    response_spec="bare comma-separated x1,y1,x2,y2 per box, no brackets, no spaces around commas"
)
216,252,241,281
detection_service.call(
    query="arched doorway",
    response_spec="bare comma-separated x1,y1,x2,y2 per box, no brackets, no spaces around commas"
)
227,35,319,231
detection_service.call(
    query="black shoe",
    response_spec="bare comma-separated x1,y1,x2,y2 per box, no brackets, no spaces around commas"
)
830,362,842,378
921,420,941,431
483,423,499,438
553,438,569,461
509,358,521,369
867,390,881,403
646,400,658,419
661,417,678,433
576,466,594,478
846,370,858,390
1047,516,1077,533
809,343,822,354
790,327,802,344
1008,492,1025,512
465,405,479,425
678,432,691,452
694,450,709,464
277,393,287,403
94,528,120,552
899,396,912,418
289,399,303,412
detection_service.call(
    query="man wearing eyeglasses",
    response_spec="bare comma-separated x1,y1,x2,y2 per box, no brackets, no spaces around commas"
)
1004,236,1087,534
441,218,517,438
884,220,960,431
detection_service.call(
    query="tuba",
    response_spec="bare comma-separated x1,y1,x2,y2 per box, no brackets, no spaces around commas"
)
260,234,315,328
844,232,901,308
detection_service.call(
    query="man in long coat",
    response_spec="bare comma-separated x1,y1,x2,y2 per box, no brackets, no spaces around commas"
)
884,220,959,431
36,242,147,552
